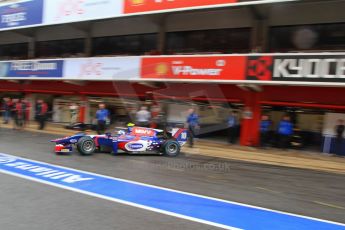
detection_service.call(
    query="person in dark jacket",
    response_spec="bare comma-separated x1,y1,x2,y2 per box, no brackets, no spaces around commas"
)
14,99,26,130
277,115,293,149
335,119,344,156
2,97,12,124
36,99,48,130
227,111,238,144
260,115,272,148
11,98,20,130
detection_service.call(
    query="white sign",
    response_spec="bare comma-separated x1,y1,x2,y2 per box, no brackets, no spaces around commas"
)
63,57,141,80
43,0,123,25
322,113,345,138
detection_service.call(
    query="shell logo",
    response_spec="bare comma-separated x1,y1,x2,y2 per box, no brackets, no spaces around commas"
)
155,63,169,76
130,0,145,6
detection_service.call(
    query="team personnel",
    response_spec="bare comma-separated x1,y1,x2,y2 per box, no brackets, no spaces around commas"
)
227,111,238,144
11,99,19,130
21,99,30,128
14,99,26,130
136,106,151,127
260,115,272,148
277,115,293,150
186,108,199,148
96,103,109,134
2,97,12,124
69,103,79,125
335,119,344,156
36,99,48,130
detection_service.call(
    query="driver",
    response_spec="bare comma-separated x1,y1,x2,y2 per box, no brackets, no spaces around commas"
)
127,122,135,132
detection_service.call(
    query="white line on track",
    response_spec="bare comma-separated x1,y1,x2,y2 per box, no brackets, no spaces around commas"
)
1,153,345,229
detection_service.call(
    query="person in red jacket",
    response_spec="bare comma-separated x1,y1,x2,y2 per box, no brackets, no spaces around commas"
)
21,99,30,128
36,99,48,130
14,99,26,130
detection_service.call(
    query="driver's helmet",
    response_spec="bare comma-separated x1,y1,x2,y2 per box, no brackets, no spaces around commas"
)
127,123,135,132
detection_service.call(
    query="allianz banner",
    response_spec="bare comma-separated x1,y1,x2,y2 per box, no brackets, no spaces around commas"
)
0,60,64,78
0,0,43,30
246,55,345,83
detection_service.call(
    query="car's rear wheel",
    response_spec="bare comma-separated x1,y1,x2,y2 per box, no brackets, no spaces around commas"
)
162,140,180,157
77,137,96,155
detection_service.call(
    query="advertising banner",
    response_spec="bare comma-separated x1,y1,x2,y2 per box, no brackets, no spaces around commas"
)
124,0,238,14
0,60,64,78
63,57,141,80
0,0,43,30
43,0,123,25
141,56,246,81
246,55,345,83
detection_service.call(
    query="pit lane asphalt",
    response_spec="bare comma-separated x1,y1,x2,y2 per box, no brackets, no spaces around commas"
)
0,128,344,230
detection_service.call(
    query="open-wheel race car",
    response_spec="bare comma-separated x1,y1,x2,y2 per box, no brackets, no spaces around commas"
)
51,126,188,157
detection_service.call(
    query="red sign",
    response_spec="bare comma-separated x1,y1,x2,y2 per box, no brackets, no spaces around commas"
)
141,56,246,81
124,0,238,14
131,127,155,136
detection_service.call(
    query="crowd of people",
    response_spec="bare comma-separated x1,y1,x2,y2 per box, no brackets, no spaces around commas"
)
2,99,344,155
1,97,48,130
93,103,345,155
1,97,30,130
94,103,166,135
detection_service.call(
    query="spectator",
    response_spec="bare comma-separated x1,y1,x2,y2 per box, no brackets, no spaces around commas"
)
136,106,151,127
277,115,293,150
2,97,12,124
227,111,238,144
186,108,199,148
260,115,272,148
335,119,344,156
96,103,109,134
36,99,48,130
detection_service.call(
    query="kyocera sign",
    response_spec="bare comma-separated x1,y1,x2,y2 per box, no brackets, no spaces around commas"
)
272,56,345,82
246,55,345,83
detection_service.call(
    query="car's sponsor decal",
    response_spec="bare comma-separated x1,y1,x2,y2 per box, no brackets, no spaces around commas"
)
126,143,144,150
0,153,344,230
131,127,155,136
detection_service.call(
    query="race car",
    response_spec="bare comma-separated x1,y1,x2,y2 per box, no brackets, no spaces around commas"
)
50,126,188,157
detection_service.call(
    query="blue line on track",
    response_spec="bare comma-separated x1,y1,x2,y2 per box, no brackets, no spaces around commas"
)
0,153,344,230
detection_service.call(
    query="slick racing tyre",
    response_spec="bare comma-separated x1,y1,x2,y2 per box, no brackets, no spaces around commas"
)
162,140,181,157
77,136,96,155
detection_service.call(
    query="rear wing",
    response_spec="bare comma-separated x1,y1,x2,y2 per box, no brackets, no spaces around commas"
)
171,128,188,146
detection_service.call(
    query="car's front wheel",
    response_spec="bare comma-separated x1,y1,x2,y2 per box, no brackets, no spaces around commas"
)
162,140,181,157
77,136,96,155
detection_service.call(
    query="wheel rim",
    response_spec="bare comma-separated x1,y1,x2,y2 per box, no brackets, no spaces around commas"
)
83,140,94,152
168,143,178,154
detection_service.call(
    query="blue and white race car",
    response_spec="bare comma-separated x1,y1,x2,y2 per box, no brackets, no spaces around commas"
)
51,126,188,157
